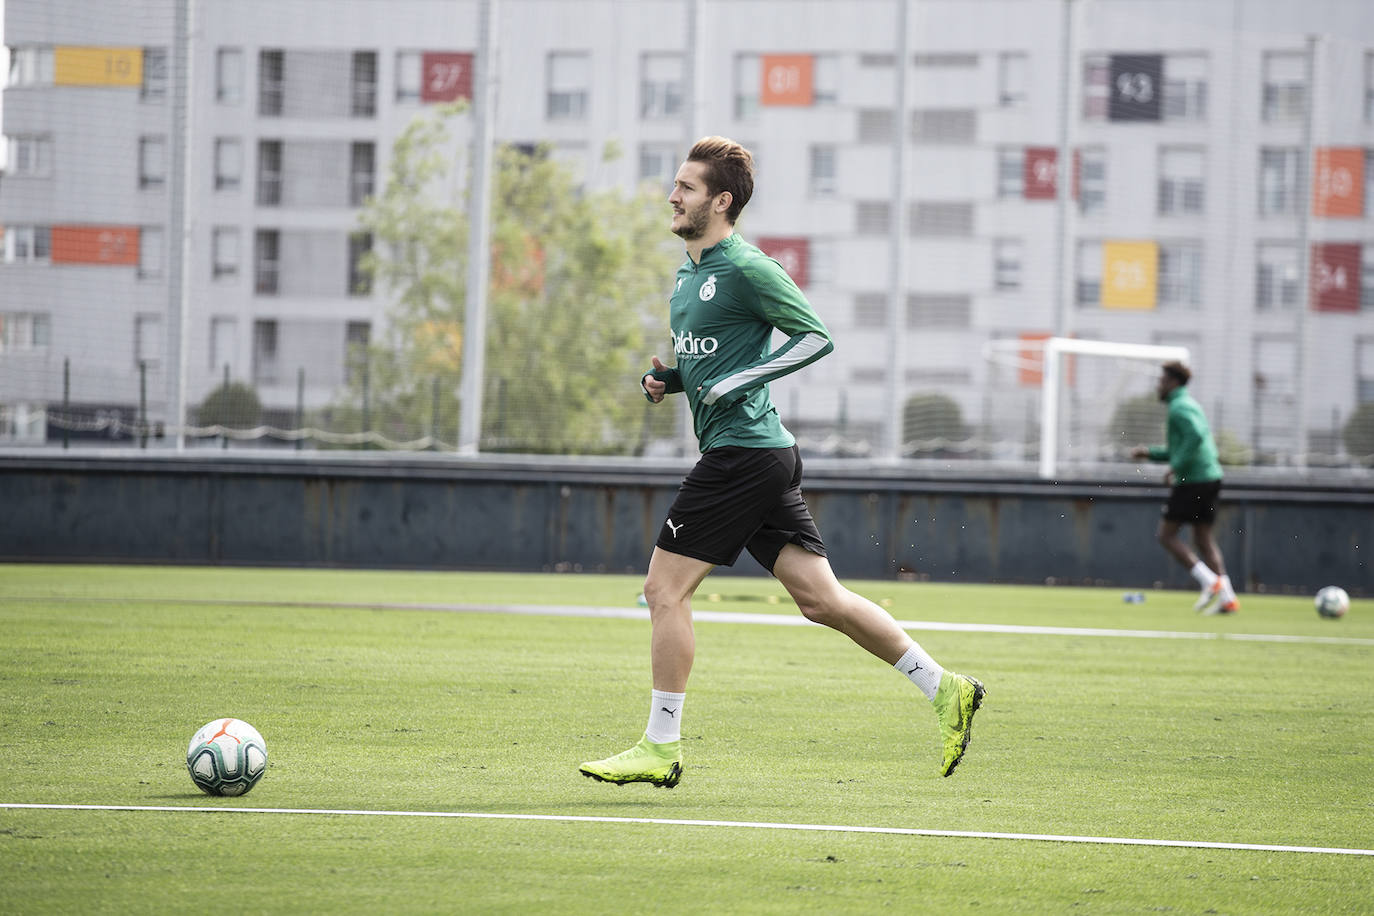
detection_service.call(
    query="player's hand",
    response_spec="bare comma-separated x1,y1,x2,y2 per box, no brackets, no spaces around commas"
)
1163,470,1174,486
642,356,668,403
1129,445,1149,459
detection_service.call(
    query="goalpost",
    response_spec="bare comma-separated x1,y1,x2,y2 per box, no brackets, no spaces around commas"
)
982,337,1191,480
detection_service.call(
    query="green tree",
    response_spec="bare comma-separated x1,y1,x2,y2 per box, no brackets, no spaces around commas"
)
197,382,263,430
1105,393,1165,451
1343,402,1374,465
902,392,968,455
350,105,679,453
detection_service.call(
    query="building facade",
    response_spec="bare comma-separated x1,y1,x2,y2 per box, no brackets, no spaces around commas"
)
2,0,1373,464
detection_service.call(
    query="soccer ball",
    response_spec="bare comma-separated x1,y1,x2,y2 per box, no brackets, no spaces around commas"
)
186,718,268,796
1314,586,1350,620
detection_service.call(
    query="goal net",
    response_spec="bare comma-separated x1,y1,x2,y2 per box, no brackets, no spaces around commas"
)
982,337,1190,478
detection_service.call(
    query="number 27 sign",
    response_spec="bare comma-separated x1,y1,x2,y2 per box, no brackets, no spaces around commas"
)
421,52,473,103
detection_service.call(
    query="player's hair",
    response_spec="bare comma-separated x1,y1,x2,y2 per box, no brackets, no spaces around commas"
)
686,136,754,224
1162,360,1192,385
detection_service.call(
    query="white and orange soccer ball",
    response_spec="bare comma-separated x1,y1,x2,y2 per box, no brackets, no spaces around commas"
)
186,718,268,796
1314,586,1350,620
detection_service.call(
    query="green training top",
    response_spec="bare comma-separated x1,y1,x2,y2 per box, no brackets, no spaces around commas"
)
645,233,833,451
1145,385,1223,484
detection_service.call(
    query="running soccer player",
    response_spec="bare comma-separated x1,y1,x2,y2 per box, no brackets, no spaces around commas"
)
1131,361,1238,614
579,136,986,788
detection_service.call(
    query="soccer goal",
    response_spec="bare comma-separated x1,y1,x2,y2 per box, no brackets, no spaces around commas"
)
982,337,1190,479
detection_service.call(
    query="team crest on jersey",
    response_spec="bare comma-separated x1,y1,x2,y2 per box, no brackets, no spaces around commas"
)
699,275,717,301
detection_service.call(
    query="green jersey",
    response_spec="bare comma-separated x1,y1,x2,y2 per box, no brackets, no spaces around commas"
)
646,233,833,451
1146,385,1223,484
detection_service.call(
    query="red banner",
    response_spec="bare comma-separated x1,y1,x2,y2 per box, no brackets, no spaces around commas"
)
421,52,473,103
51,226,140,265
1310,243,1361,312
1023,148,1058,200
757,237,809,288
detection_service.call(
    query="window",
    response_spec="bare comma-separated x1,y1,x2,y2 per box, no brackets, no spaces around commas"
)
910,109,977,144
134,314,164,367
216,47,243,104
6,135,53,176
1162,53,1207,121
1258,147,1302,215
1157,241,1202,308
351,51,377,117
1082,55,1110,119
1158,146,1205,215
257,140,282,205
809,145,836,196
910,201,975,237
547,52,590,120
395,50,422,103
998,52,1029,108
857,108,894,144
855,201,891,236
252,319,279,384
638,142,677,189
0,312,51,352
1079,147,1107,215
640,53,683,119
212,227,240,278
1366,53,1374,123
8,46,54,86
139,227,164,278
350,142,375,206
854,293,888,328
812,54,840,105
209,316,237,372
907,294,972,328
1076,240,1103,305
1358,338,1374,402
994,239,1023,291
807,239,835,287
2,226,51,264
255,230,280,295
1262,51,1307,122
214,138,242,191
1256,242,1300,311
345,321,371,385
139,136,167,189
997,147,1023,198
734,54,760,121
348,233,373,296
142,48,168,101
259,50,284,116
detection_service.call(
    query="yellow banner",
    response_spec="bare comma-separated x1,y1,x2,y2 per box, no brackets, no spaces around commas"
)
55,46,144,87
1101,241,1158,309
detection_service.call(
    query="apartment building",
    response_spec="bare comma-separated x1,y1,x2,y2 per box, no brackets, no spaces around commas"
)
2,0,1373,462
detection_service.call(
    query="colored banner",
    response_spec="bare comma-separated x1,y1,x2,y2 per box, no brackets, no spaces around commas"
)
760,55,813,106
1101,241,1158,309
420,52,473,103
1017,332,1076,387
1310,243,1361,312
757,237,809,288
54,46,143,87
51,226,141,266
1312,148,1364,218
1023,148,1058,200
1108,54,1162,122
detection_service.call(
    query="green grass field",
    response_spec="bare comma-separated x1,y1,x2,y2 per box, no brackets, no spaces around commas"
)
2,563,1371,914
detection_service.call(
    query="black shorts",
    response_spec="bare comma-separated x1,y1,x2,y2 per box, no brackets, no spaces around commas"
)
1163,479,1222,524
657,444,827,574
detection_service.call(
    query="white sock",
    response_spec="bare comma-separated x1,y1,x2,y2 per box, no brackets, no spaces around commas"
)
1189,561,1218,589
894,644,945,701
1218,575,1236,603
645,689,685,744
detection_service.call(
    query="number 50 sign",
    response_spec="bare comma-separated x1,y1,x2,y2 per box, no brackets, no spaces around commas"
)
760,55,814,106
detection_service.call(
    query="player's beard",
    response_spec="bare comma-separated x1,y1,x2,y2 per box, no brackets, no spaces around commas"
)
671,198,713,240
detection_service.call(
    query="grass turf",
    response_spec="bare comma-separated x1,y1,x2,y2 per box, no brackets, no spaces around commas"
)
1,563,1371,913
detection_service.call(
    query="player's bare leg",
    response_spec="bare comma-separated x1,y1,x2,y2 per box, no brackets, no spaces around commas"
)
771,544,984,776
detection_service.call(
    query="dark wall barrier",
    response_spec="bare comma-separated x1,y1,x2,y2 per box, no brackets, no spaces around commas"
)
1,454,1368,595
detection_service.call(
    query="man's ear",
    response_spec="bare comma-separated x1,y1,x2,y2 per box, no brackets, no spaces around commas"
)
715,191,732,214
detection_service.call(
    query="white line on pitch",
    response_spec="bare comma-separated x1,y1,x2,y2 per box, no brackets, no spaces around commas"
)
3,803,1370,857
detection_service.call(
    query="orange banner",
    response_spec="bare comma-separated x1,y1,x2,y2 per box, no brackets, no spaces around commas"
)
51,226,140,266
1312,148,1364,218
760,55,813,106
1018,332,1076,388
